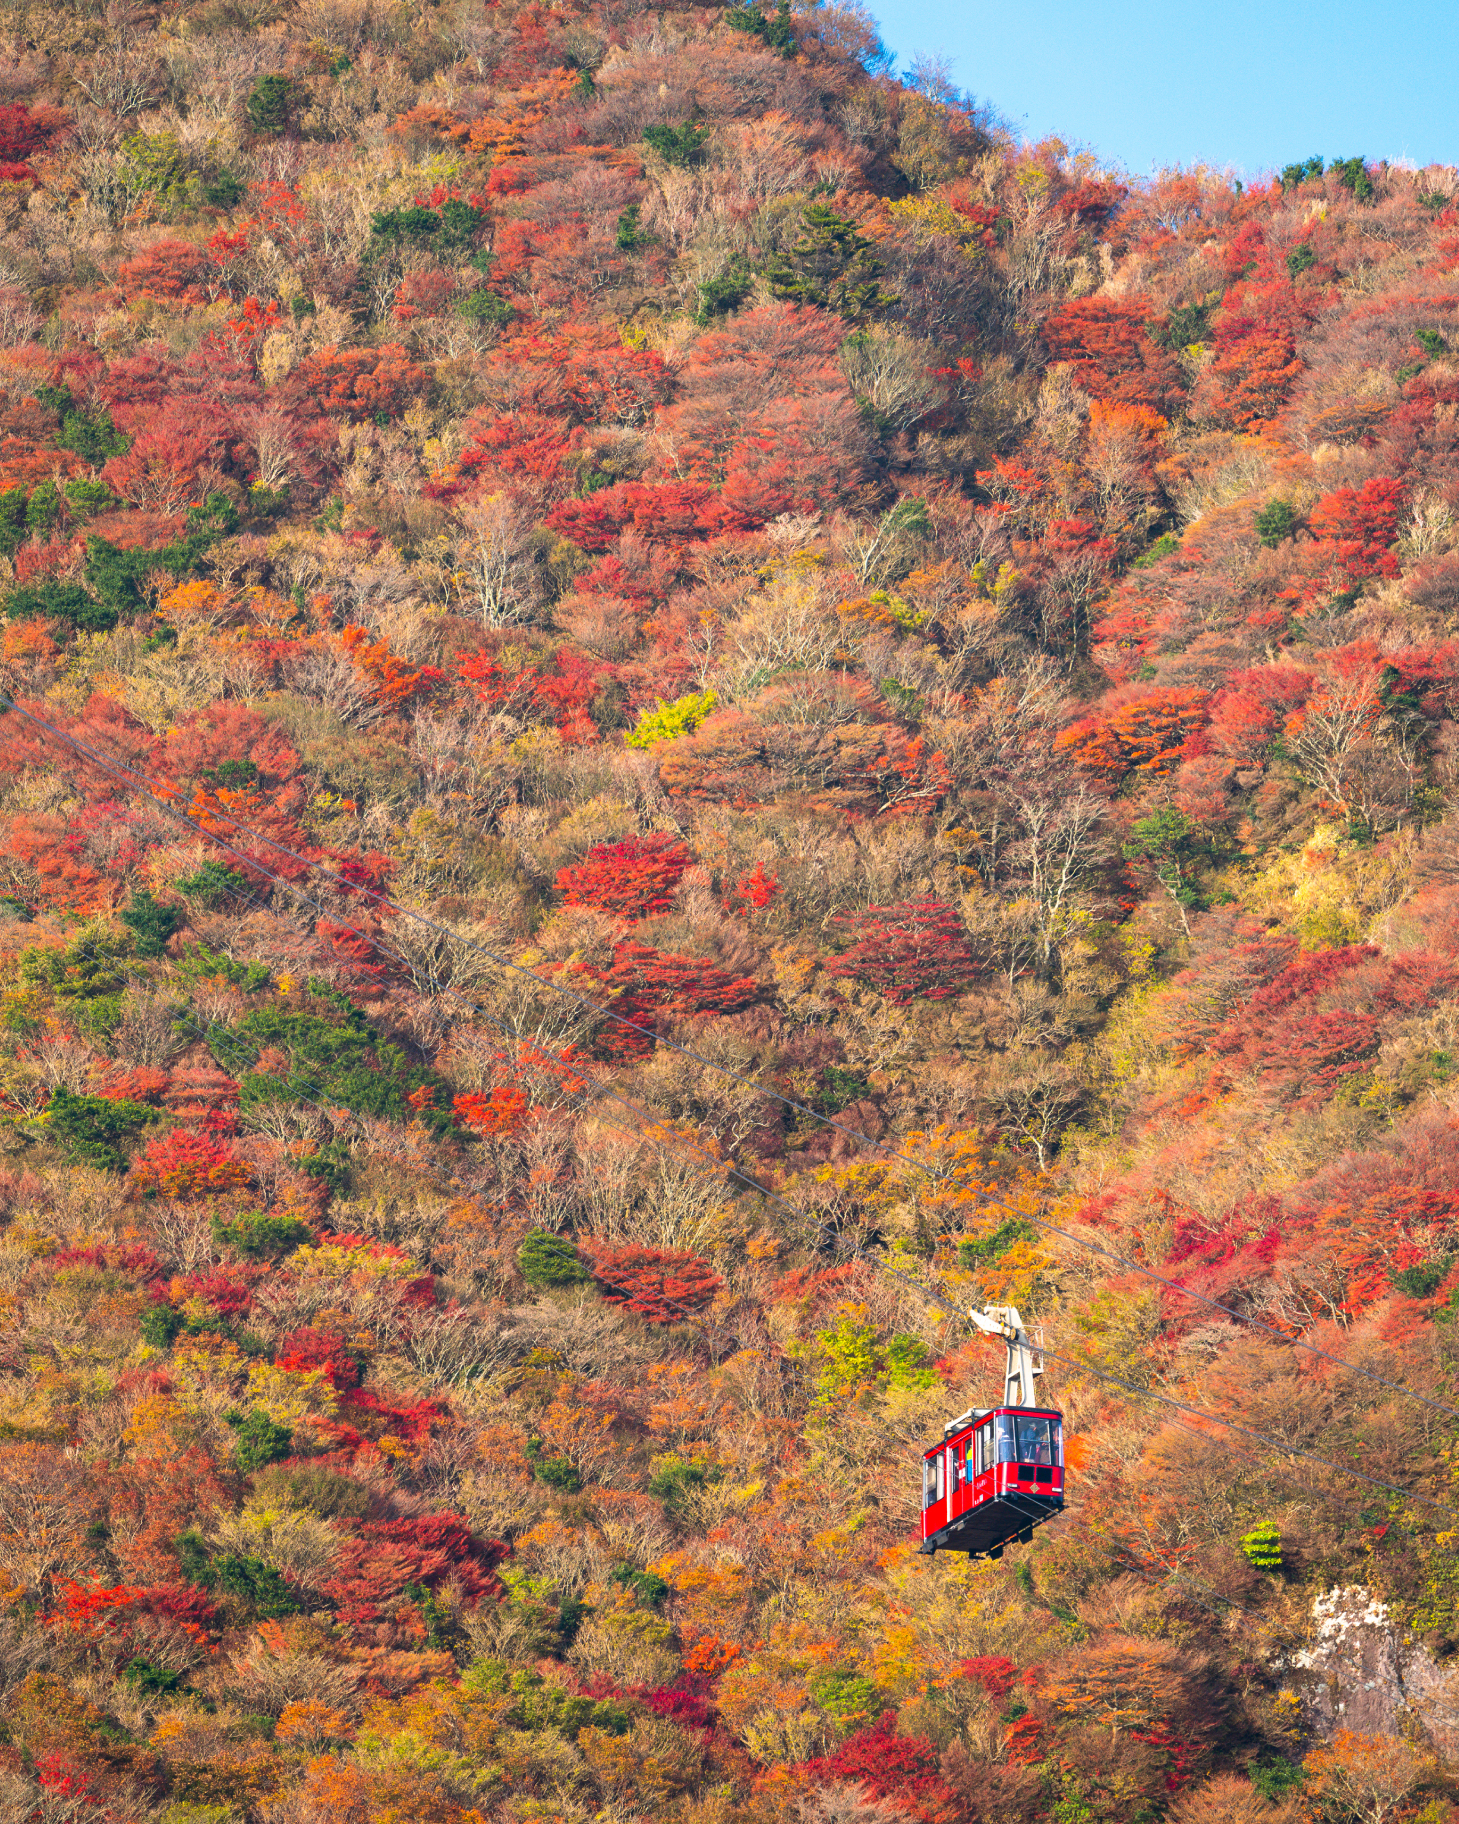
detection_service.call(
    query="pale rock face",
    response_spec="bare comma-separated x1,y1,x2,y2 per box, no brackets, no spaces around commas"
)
1283,1585,1459,1751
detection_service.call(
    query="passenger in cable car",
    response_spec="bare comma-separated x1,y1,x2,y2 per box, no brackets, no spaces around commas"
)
1017,1415,1054,1465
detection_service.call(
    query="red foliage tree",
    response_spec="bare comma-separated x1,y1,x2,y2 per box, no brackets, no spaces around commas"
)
117,240,221,304
0,104,67,164
1,811,112,911
555,833,693,918
962,1655,1018,1698
658,304,867,485
476,322,673,427
275,1327,363,1390
801,1712,958,1820
452,1085,531,1136
0,693,157,805
49,1577,221,1651
314,917,389,992
162,702,299,787
128,1130,253,1198
457,646,611,742
160,1065,240,1133
1056,687,1211,779
339,624,444,710
285,344,429,421
544,481,746,552
724,860,782,918
102,398,230,515
436,408,572,497
590,940,761,1060
1042,297,1185,414
1306,476,1404,583
1198,280,1308,427
579,1241,723,1323
319,1513,505,1631
829,897,979,1005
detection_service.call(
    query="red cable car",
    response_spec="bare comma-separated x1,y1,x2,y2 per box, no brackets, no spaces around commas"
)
919,1306,1065,1560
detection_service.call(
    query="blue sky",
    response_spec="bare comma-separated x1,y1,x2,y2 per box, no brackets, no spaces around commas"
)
868,0,1459,179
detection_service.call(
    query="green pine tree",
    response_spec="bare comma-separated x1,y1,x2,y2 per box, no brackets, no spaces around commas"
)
767,204,897,321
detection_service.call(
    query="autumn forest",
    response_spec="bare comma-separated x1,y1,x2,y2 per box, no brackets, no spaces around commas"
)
0,0,1452,1819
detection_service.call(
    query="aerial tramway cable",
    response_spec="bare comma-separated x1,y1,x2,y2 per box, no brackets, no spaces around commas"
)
6,695,1459,1524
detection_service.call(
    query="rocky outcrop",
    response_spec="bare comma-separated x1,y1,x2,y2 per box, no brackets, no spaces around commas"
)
1285,1586,1459,1752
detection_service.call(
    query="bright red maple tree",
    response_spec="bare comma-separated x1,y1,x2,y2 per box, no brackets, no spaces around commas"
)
555,833,693,919
578,1241,723,1323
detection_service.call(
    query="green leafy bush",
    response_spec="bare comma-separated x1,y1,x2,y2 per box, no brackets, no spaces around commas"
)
697,268,753,321
213,994,453,1135
121,1658,182,1696
5,582,114,633
1329,156,1374,201
246,75,293,136
885,1334,938,1390
458,288,513,328
44,1089,159,1171
1156,300,1215,348
726,0,794,53
958,1220,1036,1266
1239,1521,1283,1569
464,1659,631,1734
1279,157,1325,191
177,944,271,993
118,131,202,217
815,1065,873,1111
174,862,253,910
372,199,488,253
140,1302,186,1349
526,1438,582,1492
59,407,128,464
212,1211,314,1259
642,122,709,168
178,1527,300,1617
1254,499,1299,548
518,1229,588,1288
647,1452,720,1514
1251,1759,1305,1802
119,892,184,958
1391,1259,1451,1298
767,203,897,319
225,1408,294,1474
1134,532,1181,569
611,1562,669,1606
63,478,117,521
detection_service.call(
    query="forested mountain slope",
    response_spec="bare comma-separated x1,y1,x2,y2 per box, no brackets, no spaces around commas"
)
0,0,1454,1818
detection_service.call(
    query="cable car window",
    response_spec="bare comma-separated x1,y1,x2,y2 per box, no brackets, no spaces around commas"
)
923,1458,933,1507
996,1415,1016,1463
975,1420,992,1476
935,1451,945,1501
1015,1415,1053,1465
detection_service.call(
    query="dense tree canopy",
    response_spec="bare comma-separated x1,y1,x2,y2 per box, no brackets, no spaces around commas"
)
0,4,1452,1823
